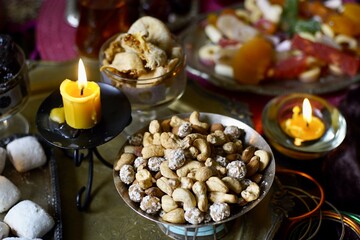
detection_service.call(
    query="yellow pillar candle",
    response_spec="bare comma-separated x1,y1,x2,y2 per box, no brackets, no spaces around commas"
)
59,59,101,129
281,98,325,146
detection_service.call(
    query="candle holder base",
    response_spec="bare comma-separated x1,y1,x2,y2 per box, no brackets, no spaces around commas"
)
262,93,346,160
62,147,112,211
36,83,132,211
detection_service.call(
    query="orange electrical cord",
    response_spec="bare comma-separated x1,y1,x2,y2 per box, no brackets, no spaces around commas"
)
276,168,325,222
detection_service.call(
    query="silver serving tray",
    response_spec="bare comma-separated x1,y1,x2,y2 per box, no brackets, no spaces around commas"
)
0,134,62,240
113,112,276,228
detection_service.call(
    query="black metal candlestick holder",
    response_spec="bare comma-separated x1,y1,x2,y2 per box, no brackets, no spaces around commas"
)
36,82,132,211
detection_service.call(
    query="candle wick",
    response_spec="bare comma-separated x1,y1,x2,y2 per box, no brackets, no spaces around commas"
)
306,121,309,127
80,87,84,96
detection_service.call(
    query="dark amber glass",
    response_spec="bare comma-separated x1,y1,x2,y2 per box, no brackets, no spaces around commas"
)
76,0,139,59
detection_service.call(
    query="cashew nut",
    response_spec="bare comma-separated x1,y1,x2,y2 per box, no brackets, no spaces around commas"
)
145,187,165,198
156,177,174,196
207,130,228,146
223,142,239,154
192,181,208,212
184,146,199,159
180,177,194,189
123,145,142,156
204,158,226,176
160,132,184,149
176,161,203,177
159,161,178,179
170,115,189,127
206,177,229,193
152,133,161,145
142,132,153,146
162,208,186,224
254,149,270,171
222,176,242,194
149,120,161,134
246,155,260,177
172,188,197,211
141,145,164,159
241,182,260,202
194,166,213,182
241,145,256,163
114,153,136,171
136,169,153,189
161,195,178,212
193,138,211,161
182,133,206,149
189,111,209,131
209,192,238,204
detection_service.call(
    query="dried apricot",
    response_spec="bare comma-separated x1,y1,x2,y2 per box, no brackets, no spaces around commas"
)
326,14,358,36
343,3,360,24
343,3,360,35
232,37,273,84
207,13,218,26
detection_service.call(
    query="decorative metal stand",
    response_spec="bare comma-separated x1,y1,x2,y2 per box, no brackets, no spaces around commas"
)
36,83,132,211
157,223,229,240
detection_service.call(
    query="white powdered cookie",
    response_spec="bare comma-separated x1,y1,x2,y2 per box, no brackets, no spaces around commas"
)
0,147,6,174
6,136,46,172
4,200,55,239
0,176,21,213
3,238,42,240
0,221,10,239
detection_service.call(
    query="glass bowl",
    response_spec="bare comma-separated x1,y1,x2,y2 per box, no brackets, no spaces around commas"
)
113,112,276,237
262,93,347,160
0,43,30,137
99,34,187,124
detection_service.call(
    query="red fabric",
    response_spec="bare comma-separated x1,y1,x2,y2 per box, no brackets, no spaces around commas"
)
36,0,78,61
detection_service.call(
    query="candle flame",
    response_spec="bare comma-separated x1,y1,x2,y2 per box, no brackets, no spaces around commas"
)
302,98,312,124
78,59,87,92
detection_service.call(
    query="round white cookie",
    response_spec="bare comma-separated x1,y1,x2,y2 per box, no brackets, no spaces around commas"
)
0,221,10,239
6,136,47,173
0,176,21,213
0,147,6,174
4,200,55,239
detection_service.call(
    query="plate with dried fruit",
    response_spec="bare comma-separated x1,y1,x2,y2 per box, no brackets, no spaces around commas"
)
180,1,360,95
113,112,275,228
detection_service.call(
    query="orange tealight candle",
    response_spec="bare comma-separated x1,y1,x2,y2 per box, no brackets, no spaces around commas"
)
281,98,325,146
59,59,101,129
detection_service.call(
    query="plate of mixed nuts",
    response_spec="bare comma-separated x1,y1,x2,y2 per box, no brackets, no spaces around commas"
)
113,111,275,227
